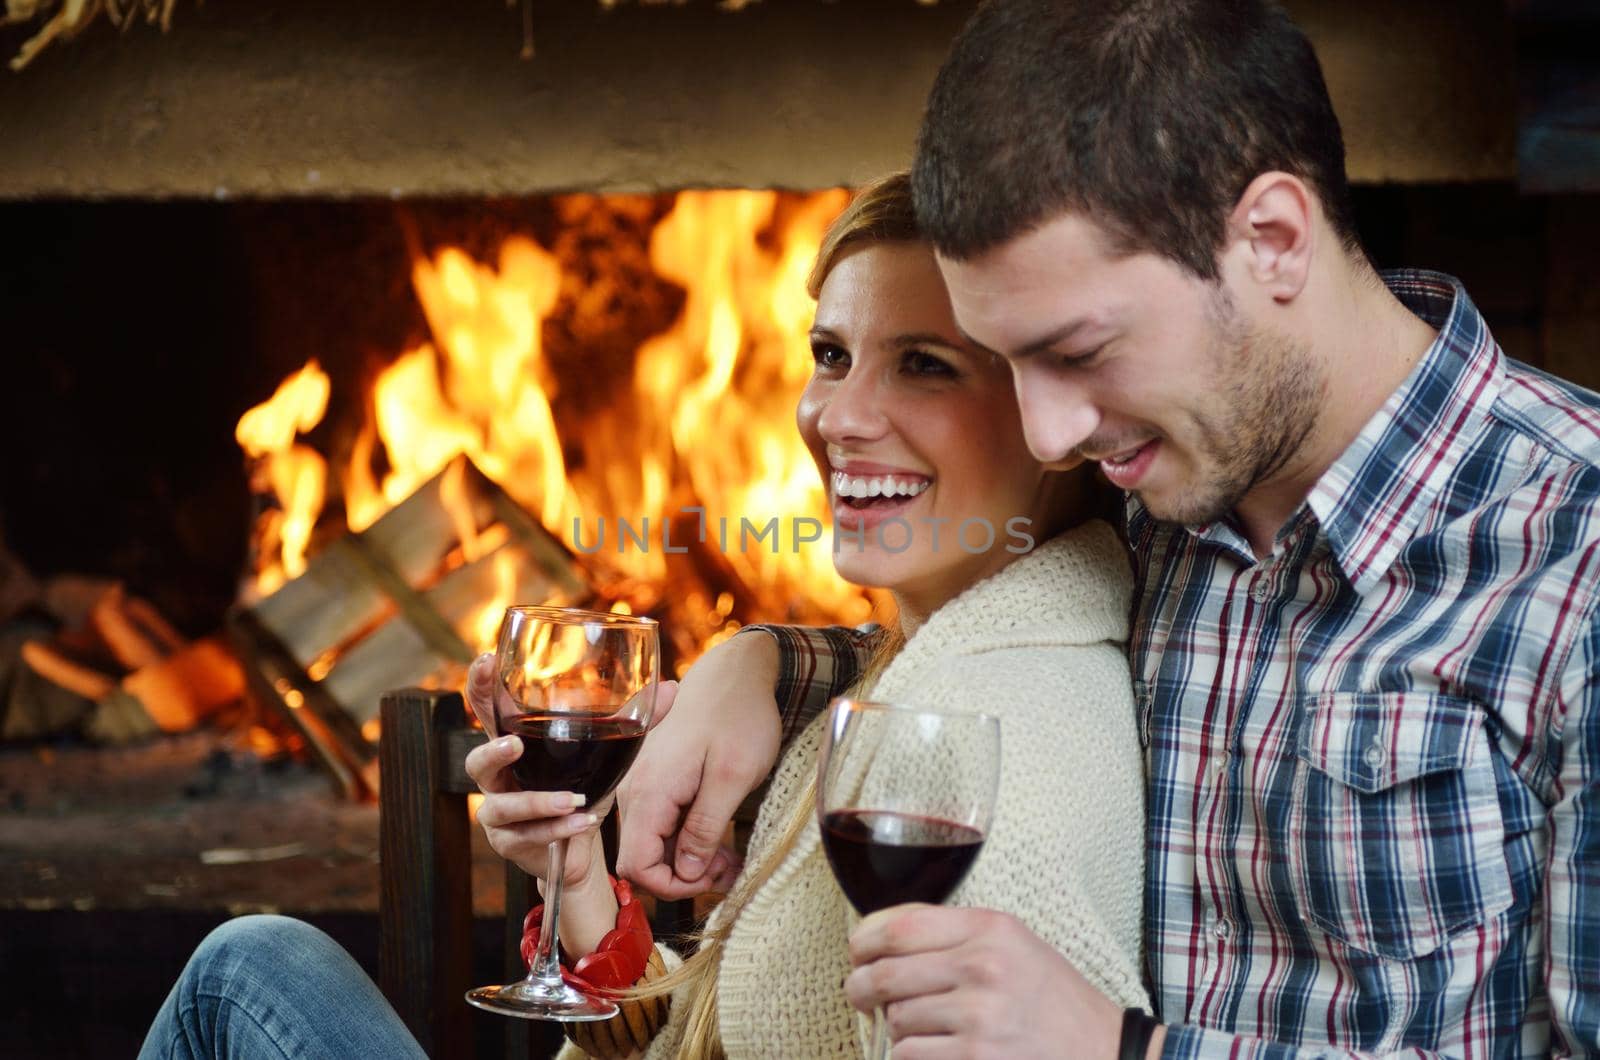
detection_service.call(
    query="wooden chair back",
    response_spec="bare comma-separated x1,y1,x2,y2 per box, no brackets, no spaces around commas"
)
378,688,495,1060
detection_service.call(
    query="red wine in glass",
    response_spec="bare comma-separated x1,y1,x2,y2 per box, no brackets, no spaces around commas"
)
816,698,1000,1060
466,605,659,1024
820,809,983,915
506,712,647,805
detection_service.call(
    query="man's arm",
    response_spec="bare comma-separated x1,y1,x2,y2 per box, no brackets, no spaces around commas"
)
1544,614,1600,1055
846,906,1472,1060
746,623,876,747
1156,1027,1437,1059
615,624,872,898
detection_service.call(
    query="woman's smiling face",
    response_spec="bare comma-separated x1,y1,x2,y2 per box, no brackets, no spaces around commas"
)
798,240,1063,615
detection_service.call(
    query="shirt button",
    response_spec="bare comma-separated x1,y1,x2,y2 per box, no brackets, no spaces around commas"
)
1211,917,1233,942
1363,742,1387,770
1250,580,1270,603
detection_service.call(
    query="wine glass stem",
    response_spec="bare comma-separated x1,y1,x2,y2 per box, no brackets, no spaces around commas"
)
869,1007,890,1059
527,838,568,987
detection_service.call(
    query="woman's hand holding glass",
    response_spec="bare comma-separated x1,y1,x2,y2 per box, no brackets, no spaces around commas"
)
464,652,681,955
465,654,606,887
461,607,661,1022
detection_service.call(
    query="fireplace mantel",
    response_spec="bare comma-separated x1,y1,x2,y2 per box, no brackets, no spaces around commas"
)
0,0,1517,199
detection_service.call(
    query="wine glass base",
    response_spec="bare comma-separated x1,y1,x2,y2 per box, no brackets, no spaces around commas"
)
465,981,620,1022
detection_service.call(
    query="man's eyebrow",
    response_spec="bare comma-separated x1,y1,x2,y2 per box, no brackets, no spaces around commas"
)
1005,318,1095,361
955,317,1095,361
808,325,842,342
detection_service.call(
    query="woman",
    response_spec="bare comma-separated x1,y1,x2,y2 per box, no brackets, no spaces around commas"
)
138,174,1146,1060
466,172,1148,1059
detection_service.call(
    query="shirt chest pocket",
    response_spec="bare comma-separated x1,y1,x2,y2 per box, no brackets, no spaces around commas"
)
1287,692,1513,961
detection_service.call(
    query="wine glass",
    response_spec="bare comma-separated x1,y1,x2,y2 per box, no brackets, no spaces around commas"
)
816,697,1001,1059
465,605,659,1022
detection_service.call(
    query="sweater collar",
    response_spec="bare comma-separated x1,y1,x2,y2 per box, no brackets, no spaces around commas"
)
890,519,1131,670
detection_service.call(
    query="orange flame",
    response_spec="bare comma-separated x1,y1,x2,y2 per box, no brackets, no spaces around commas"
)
235,361,332,593
629,189,868,636
238,190,875,660
472,550,520,655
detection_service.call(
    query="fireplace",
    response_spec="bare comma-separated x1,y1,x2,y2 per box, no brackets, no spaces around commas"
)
2,0,1599,1056
0,0,991,774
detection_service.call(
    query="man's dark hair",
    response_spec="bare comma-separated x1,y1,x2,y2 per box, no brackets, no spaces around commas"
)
913,0,1363,279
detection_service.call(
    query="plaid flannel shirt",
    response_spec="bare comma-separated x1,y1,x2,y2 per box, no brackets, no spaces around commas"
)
752,621,871,747
769,270,1600,1057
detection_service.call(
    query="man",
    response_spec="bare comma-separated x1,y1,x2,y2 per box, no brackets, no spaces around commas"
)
617,1,1600,1056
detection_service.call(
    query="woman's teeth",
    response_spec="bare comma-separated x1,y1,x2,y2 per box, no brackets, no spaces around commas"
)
832,473,931,501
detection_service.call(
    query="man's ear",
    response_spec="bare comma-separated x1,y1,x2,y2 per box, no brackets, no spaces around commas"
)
1225,171,1315,303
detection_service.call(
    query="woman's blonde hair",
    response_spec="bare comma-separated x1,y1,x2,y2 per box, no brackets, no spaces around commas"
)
622,175,921,1059
805,171,922,300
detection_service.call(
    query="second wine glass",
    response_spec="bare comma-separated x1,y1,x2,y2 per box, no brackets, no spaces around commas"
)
466,605,659,1022
816,697,1001,1059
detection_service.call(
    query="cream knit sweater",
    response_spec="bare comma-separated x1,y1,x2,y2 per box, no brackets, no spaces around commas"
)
565,520,1148,1058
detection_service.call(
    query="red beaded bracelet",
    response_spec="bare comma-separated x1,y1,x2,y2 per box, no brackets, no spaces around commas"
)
521,875,654,994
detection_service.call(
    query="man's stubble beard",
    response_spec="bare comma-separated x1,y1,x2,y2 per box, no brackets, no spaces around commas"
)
1141,291,1325,530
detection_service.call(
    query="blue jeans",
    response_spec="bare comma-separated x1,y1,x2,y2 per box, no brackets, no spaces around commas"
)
139,915,427,1060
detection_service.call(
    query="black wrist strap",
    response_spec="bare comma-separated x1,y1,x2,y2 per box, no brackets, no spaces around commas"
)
1118,1008,1159,1060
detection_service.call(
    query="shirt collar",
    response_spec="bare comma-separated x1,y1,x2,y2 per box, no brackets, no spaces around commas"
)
1306,269,1503,593
1127,270,1504,592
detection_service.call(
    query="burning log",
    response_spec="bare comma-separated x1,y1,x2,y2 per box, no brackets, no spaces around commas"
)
1,650,94,740
92,583,181,670
6,580,245,744
19,639,114,701
117,638,245,731
229,455,593,799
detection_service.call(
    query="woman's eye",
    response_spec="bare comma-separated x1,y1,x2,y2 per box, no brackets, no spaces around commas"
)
811,343,850,370
903,349,956,377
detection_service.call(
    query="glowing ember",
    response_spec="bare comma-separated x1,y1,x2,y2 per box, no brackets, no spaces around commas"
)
237,190,876,665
